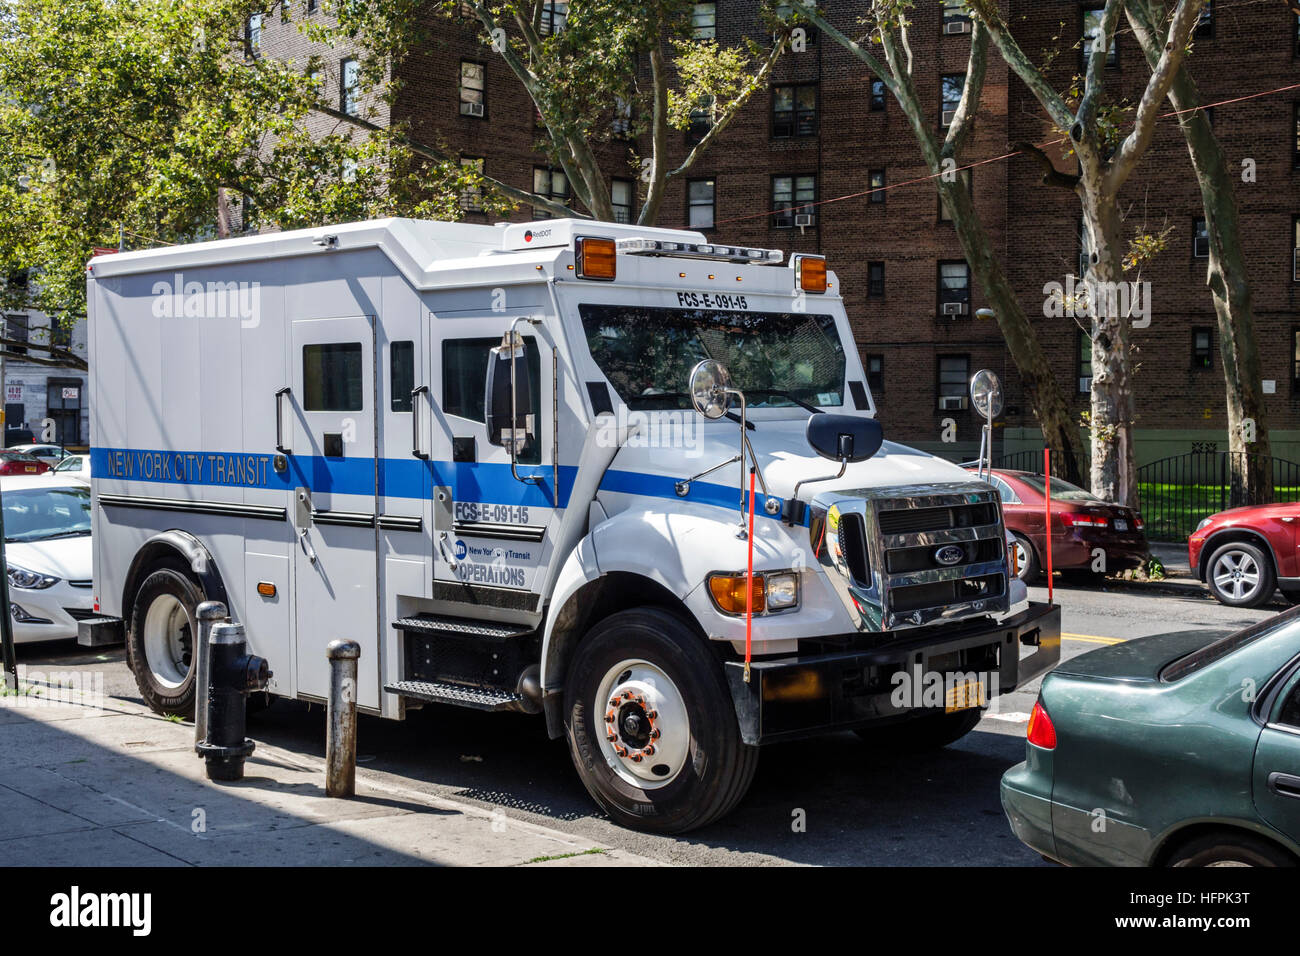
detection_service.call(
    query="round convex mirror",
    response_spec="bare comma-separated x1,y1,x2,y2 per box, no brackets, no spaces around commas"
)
688,359,733,420
970,369,1004,419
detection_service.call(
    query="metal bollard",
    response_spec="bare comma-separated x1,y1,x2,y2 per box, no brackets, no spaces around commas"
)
193,601,229,749
326,639,360,798
196,622,270,782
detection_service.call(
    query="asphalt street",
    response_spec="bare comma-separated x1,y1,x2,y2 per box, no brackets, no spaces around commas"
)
11,578,1284,866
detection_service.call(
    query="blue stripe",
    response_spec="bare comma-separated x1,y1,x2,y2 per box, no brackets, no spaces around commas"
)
599,468,802,525
90,447,573,509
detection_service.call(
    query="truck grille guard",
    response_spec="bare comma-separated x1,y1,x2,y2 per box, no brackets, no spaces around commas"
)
810,481,1010,632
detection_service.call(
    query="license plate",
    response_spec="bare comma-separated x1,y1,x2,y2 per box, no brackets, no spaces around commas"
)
24,466,36,473
945,678,987,713
1113,518,1128,531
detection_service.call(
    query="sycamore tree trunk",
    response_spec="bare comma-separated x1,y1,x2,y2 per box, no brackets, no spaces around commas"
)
1128,0,1274,505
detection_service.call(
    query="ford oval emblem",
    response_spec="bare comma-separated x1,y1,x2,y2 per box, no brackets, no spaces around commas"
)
934,545,965,566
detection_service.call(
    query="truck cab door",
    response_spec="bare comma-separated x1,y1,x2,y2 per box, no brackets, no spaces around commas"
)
288,315,380,709
430,316,559,612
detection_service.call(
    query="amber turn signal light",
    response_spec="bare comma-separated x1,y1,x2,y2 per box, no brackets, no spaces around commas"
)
256,581,277,598
575,236,617,281
708,574,766,615
795,255,827,294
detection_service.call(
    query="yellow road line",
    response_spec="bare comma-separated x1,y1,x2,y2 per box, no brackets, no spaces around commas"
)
1062,632,1126,645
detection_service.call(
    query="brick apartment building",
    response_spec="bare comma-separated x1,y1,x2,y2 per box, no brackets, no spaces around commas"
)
258,0,1300,467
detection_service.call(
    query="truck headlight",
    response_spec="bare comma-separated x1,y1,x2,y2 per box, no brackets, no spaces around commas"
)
8,565,58,590
766,573,799,610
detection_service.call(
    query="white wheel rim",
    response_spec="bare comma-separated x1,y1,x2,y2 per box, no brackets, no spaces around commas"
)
142,593,193,689
594,659,691,790
1212,551,1261,601
1015,541,1031,579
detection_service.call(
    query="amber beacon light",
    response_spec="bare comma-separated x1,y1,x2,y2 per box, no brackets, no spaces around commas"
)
575,236,617,281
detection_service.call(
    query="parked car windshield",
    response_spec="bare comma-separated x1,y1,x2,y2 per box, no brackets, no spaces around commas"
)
3,486,92,542
1014,474,1103,503
579,304,847,411
53,456,82,472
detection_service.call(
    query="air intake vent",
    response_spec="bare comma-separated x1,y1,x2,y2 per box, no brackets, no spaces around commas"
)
877,502,998,536
837,513,870,585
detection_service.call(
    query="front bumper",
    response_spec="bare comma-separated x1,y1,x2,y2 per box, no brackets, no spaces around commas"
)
724,601,1061,745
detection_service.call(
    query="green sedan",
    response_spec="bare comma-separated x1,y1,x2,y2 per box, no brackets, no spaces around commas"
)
1002,606,1300,866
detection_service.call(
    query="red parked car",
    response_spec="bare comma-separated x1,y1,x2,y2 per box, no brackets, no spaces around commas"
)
1189,504,1300,608
966,468,1149,582
0,452,50,477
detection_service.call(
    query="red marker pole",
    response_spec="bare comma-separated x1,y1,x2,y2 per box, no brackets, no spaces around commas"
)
744,468,756,683
1044,448,1054,603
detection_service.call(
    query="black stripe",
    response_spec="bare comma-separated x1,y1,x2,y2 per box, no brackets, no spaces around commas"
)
311,510,375,528
453,521,546,542
378,514,423,532
97,493,287,521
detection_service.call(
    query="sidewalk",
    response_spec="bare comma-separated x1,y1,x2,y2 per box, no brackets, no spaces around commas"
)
0,682,660,867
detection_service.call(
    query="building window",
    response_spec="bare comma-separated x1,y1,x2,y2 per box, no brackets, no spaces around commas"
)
865,354,884,393
3,314,27,356
1293,103,1300,169
940,73,965,127
937,355,970,410
1192,327,1213,369
688,96,715,144
1294,330,1300,390
1294,13,1300,58
459,157,484,211
246,13,263,57
341,58,360,115
871,79,886,111
1078,331,1093,393
532,167,569,219
869,169,886,204
942,0,971,34
307,0,318,12
459,61,486,117
540,1,568,35
688,179,715,229
612,97,632,136
1292,215,1299,282
867,261,885,297
937,262,971,317
939,169,972,222
774,3,816,44
1194,0,1213,38
772,84,818,138
1193,217,1209,258
611,178,635,224
772,175,816,228
1082,7,1118,67
692,2,716,40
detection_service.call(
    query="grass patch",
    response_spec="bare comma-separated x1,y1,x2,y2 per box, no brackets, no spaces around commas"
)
1138,483,1300,543
525,848,607,865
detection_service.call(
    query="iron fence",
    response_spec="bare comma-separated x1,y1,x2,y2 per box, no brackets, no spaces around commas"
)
1136,451,1300,543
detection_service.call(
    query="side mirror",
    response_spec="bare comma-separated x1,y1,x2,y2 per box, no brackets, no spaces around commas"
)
805,414,883,463
485,333,535,451
688,359,733,420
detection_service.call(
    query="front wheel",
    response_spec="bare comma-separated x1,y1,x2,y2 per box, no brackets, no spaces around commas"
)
563,607,758,833
1205,541,1275,608
126,564,204,717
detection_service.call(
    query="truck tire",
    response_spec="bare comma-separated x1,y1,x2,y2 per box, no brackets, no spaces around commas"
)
563,607,758,833
126,562,204,718
854,707,982,753
1205,541,1275,608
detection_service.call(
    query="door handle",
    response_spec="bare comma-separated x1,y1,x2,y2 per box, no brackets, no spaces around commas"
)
275,387,291,454
437,531,459,571
411,385,429,460
1268,771,1300,799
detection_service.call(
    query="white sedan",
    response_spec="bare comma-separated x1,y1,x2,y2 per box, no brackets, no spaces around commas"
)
8,443,69,467
1,476,93,643
48,453,90,483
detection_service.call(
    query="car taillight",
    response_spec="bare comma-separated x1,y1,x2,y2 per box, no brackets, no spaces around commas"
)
1059,512,1107,528
1026,699,1057,750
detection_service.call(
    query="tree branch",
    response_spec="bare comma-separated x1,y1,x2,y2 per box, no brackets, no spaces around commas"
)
1012,140,1082,190
943,19,990,158
966,0,1076,130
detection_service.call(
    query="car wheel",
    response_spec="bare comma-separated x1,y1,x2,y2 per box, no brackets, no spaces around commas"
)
126,562,204,717
855,707,982,753
1168,832,1296,867
1205,541,1275,608
563,607,758,833
1012,533,1039,582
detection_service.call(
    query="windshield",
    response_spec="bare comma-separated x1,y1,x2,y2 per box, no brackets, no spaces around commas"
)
4,486,91,542
580,304,846,411
1014,474,1103,503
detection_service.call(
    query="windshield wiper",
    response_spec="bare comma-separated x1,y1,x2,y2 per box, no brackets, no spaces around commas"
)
746,389,823,415
38,530,91,539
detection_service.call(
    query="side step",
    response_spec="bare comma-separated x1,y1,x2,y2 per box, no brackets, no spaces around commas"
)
384,679,525,712
392,614,534,641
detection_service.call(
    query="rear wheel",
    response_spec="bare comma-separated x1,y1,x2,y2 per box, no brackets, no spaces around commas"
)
563,607,758,833
1167,832,1296,867
1205,541,1275,608
126,563,204,717
854,707,982,753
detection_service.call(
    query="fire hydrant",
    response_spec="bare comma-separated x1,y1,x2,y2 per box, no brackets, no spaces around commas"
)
195,622,270,782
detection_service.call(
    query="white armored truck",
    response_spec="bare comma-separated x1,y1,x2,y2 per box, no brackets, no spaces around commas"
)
85,218,1059,832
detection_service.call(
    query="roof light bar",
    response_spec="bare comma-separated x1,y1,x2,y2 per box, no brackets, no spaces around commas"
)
616,237,784,264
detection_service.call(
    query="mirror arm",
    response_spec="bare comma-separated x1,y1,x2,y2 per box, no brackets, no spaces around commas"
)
787,457,849,526
509,316,543,486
